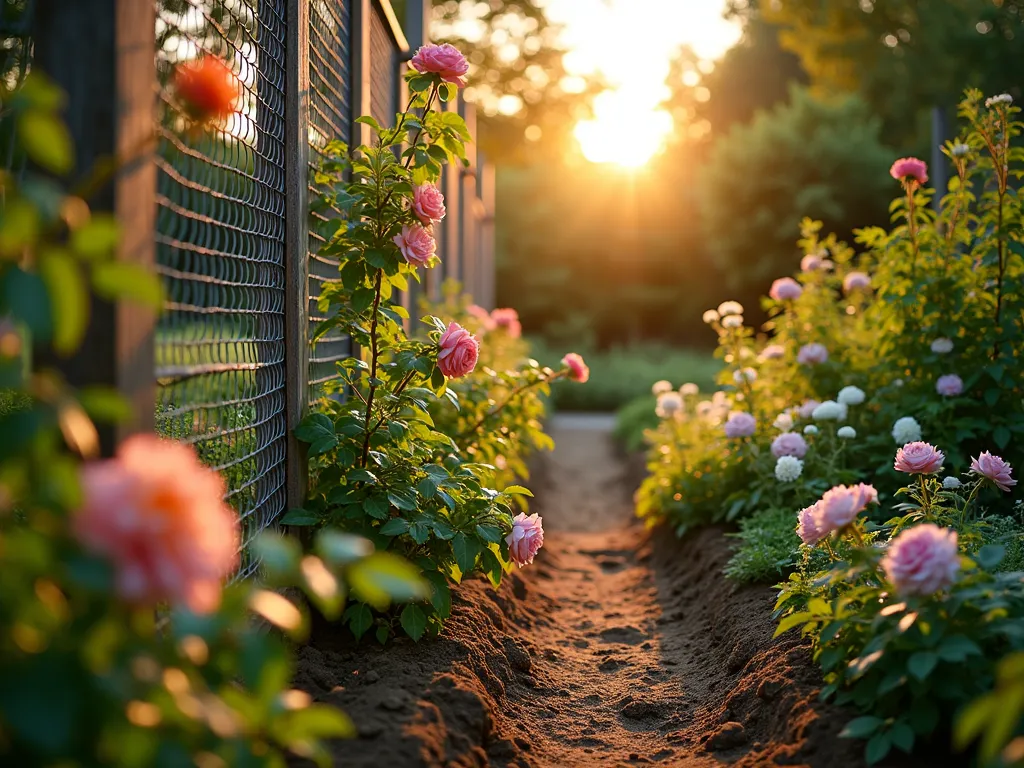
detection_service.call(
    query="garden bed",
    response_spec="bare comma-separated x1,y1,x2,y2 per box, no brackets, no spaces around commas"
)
291,418,930,767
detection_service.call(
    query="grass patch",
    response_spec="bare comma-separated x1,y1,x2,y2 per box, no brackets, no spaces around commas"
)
724,506,801,584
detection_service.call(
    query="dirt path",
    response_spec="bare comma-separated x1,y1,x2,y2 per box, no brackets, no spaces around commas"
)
294,415,885,767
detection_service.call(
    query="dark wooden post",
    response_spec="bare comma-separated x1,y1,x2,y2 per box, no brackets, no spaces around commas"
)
32,0,156,454
285,0,311,512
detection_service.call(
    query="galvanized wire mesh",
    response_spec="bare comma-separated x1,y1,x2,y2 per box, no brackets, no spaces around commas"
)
0,0,34,179
308,0,353,404
154,0,288,579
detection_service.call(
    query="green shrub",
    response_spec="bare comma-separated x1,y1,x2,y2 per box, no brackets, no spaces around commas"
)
613,395,659,453
724,506,801,583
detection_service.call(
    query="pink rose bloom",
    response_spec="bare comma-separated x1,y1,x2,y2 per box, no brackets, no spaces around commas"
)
562,352,589,383
724,411,756,439
970,452,1017,492
890,157,928,185
935,374,963,397
73,435,239,614
437,321,479,379
394,223,436,267
798,399,820,419
466,304,496,331
410,43,470,87
797,502,826,546
759,344,785,361
843,271,871,294
800,254,822,272
894,441,945,475
769,277,803,301
771,432,808,459
506,512,544,566
818,483,878,533
412,183,446,225
490,308,522,338
882,524,959,597
797,343,828,365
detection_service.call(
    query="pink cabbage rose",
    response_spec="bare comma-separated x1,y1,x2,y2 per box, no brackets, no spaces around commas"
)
890,157,928,185
724,411,756,439
769,277,803,301
771,432,808,459
562,352,590,383
882,524,959,596
506,512,544,566
394,223,436,267
797,343,828,365
894,441,945,475
797,502,826,546
843,271,871,294
73,435,239,614
970,452,1017,492
437,321,479,379
410,43,470,87
466,304,496,331
817,483,878,533
490,308,522,338
935,374,963,397
412,183,446,224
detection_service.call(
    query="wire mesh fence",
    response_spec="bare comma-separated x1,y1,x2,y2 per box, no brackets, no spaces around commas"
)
154,0,288,578
0,0,34,181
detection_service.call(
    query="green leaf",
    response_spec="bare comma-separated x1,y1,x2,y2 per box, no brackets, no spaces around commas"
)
316,531,373,565
889,722,914,753
907,651,938,681
69,216,119,259
379,517,409,536
364,495,390,519
839,716,884,739
279,507,320,526
977,544,1006,570
375,624,390,645
347,551,426,609
416,477,438,498
994,426,1011,449
3,267,51,339
344,602,373,640
277,704,355,741
502,484,534,497
938,635,982,662
422,571,451,618
774,611,812,637
91,262,163,308
294,412,335,443
475,524,503,543
865,732,892,764
408,520,430,544
18,109,73,174
480,547,504,588
0,198,40,257
452,532,482,575
78,387,131,423
39,252,87,354
400,604,427,641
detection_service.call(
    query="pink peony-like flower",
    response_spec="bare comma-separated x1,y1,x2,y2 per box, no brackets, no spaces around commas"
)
798,399,820,419
394,223,436,267
437,321,479,379
412,183,446,225
797,343,828,365
759,344,786,361
490,308,522,338
935,374,963,397
466,304,496,331
506,512,544,566
801,254,822,272
73,435,239,614
970,452,1017,492
410,43,470,87
769,277,803,301
817,483,878,533
771,432,809,459
843,271,871,294
797,502,826,546
724,411,756,439
562,352,590,383
882,524,959,596
894,441,945,475
890,157,928,185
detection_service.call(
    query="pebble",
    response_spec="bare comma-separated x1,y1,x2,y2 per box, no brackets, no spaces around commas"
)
364,670,380,683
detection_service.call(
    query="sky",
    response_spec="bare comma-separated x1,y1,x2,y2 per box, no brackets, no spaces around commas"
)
545,0,742,165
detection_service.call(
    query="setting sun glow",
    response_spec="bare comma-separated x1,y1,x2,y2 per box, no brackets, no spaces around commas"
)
547,0,741,168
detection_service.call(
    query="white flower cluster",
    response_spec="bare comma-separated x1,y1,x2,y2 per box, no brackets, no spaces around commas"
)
812,400,848,421
774,412,794,431
837,426,856,439
837,386,865,406
942,476,962,489
680,382,699,397
652,380,673,396
775,456,803,482
892,416,922,445
986,93,1013,108
733,367,757,384
803,425,819,435
950,142,970,158
656,392,683,419
930,337,954,354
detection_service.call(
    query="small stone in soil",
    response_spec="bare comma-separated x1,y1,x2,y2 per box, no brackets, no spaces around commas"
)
756,678,783,700
707,721,747,750
574,639,590,648
363,670,380,683
514,737,532,752
379,692,406,712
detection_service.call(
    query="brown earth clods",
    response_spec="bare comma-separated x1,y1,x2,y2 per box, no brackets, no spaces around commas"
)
293,415,929,767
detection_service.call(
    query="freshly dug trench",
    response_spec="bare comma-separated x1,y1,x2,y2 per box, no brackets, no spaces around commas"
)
292,415,937,767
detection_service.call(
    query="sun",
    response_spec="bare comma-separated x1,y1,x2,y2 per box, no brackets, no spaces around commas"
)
574,90,674,167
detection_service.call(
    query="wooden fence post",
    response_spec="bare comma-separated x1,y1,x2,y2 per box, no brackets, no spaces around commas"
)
31,0,155,455
352,0,373,150
479,159,496,309
285,0,311,512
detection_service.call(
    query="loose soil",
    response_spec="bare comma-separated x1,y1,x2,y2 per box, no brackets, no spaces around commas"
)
294,414,928,767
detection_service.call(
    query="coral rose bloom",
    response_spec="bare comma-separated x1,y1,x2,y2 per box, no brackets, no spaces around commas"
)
506,512,544,566
970,452,1017,492
410,43,470,87
394,223,436,267
73,435,239,614
490,308,522,338
173,56,240,125
412,183,446,225
882,524,959,597
437,321,479,379
894,441,945,475
769,277,803,301
890,157,928,185
562,353,590,383
466,304,496,331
